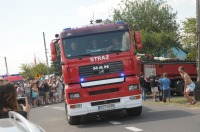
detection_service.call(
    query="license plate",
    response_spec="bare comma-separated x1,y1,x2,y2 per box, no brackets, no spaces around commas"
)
98,104,115,111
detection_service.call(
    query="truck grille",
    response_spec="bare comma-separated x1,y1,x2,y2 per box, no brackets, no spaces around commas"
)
91,98,120,106
79,61,123,78
89,88,119,95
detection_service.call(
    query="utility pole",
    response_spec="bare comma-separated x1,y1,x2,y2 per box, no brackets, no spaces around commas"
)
0,56,9,75
4,57,9,75
43,32,49,78
195,0,200,101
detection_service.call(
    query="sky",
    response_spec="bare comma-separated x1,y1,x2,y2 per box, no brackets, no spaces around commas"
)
0,0,196,75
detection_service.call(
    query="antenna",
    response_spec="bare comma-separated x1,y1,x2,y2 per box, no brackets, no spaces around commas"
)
92,11,94,21
90,11,94,24
108,7,110,19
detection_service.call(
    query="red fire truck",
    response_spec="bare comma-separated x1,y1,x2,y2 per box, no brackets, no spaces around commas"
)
140,60,197,95
50,21,143,125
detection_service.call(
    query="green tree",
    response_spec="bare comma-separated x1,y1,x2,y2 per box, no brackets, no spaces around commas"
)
181,18,196,60
19,64,34,80
113,0,180,56
20,63,49,79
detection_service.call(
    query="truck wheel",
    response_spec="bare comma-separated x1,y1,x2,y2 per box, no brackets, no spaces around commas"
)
65,103,81,125
176,80,184,96
126,106,142,116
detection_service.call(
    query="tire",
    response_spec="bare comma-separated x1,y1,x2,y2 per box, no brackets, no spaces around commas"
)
65,103,81,125
126,106,142,116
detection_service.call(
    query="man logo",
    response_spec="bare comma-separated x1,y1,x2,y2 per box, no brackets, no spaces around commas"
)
93,65,109,74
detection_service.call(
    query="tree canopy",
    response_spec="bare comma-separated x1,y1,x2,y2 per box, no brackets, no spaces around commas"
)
20,63,49,79
113,0,180,57
181,18,196,60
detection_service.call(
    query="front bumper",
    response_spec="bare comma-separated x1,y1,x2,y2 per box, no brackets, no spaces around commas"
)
66,94,142,116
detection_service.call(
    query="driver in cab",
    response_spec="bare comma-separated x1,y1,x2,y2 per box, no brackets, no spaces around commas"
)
68,42,80,56
106,38,121,51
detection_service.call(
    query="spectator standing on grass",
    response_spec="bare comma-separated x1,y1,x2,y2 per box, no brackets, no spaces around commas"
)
139,72,146,101
148,70,159,101
178,66,196,105
158,73,171,103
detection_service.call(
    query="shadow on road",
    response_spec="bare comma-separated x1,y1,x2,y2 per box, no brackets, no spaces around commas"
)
76,106,195,128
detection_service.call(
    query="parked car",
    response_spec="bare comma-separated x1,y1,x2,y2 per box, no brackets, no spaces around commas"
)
0,111,45,132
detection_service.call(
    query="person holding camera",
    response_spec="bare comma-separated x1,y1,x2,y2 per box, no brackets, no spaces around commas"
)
0,80,31,119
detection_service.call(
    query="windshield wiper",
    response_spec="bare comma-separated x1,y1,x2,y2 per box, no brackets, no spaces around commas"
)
92,51,108,55
108,50,122,53
79,53,92,57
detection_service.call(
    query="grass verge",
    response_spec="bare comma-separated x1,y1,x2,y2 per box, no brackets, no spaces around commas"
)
144,97,200,109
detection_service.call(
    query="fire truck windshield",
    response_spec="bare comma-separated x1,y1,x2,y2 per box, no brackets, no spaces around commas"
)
63,31,130,59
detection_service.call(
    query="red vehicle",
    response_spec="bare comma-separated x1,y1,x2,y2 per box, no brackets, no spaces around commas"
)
50,21,143,125
0,74,24,84
140,60,197,95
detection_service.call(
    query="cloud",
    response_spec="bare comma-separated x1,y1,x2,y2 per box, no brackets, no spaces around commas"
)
78,0,121,20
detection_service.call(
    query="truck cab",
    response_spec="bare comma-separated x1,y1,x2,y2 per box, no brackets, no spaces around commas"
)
50,21,143,125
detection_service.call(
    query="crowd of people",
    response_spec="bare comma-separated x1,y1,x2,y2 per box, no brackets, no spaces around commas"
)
139,66,196,105
15,75,64,107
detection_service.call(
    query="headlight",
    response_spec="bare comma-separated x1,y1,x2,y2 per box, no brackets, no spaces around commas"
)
69,93,80,99
128,85,139,90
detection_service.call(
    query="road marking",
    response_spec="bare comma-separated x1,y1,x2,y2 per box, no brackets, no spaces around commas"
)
43,106,65,111
125,126,143,132
109,121,122,125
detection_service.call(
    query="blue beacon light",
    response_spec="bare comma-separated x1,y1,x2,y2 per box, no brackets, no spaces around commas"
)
120,73,125,77
80,78,84,82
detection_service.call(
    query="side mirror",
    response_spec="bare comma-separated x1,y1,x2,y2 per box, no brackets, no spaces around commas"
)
134,31,143,50
50,42,57,61
136,43,142,50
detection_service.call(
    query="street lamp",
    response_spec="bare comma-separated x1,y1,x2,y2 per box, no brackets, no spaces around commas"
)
0,56,9,75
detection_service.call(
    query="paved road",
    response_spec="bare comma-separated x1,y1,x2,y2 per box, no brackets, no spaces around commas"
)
29,102,200,132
